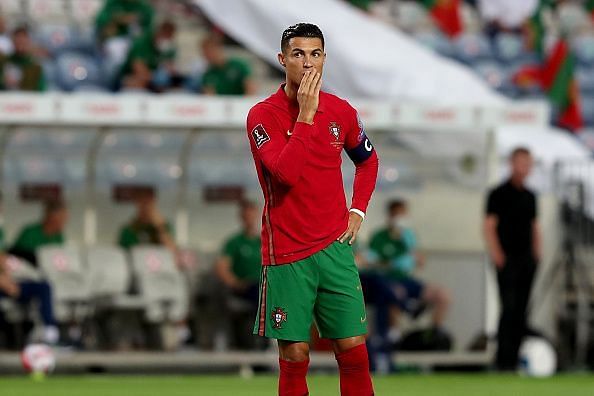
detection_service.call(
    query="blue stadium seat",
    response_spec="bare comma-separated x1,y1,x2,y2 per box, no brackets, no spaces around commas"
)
35,24,77,55
55,52,103,91
576,66,594,93
580,95,594,126
472,60,508,90
572,34,594,67
412,31,455,57
494,33,525,63
453,33,494,64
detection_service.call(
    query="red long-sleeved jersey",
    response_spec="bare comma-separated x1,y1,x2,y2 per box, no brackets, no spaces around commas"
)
246,85,379,266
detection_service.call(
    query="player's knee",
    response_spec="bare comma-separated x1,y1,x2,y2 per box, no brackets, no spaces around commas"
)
279,341,310,362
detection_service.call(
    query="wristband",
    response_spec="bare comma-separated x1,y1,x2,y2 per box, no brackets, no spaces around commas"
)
349,208,365,220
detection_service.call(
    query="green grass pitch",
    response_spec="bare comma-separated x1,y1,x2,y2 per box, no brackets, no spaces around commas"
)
2,374,594,396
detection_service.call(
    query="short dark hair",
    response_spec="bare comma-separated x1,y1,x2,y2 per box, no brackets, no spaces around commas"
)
281,23,324,53
12,25,29,37
239,199,257,211
157,20,176,35
510,147,531,160
44,199,66,217
387,199,407,214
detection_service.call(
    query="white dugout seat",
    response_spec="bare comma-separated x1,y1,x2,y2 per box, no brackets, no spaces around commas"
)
37,245,90,323
131,246,188,323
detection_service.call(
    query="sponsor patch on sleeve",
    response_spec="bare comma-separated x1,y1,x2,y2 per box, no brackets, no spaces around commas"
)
251,124,271,149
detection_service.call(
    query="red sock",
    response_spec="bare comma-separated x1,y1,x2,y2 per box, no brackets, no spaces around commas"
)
279,358,309,396
336,344,374,396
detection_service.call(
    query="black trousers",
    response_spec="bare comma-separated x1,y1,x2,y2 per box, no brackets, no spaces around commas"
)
495,256,536,370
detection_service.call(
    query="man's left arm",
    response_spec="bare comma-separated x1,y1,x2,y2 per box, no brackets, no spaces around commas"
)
531,194,541,263
338,107,379,244
532,220,541,263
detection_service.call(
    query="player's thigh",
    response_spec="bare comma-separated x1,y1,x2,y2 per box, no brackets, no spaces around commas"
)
253,259,318,342
314,242,367,339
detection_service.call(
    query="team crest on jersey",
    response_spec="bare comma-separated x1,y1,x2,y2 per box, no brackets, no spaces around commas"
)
271,307,287,329
329,122,341,141
251,124,270,148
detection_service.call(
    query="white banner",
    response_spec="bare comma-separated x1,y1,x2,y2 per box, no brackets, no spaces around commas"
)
195,0,506,107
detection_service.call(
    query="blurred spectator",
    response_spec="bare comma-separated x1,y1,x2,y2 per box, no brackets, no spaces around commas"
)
346,0,374,12
215,200,261,307
95,0,154,42
96,0,155,84
117,190,177,255
477,0,540,39
200,33,256,95
368,199,451,334
0,15,13,55
0,26,45,91
215,200,262,350
119,20,183,92
484,147,540,371
8,199,67,267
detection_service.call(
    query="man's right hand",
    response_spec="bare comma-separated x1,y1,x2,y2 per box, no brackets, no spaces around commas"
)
491,249,506,270
296,71,322,125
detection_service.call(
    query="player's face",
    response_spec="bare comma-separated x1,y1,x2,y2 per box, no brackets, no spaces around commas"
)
278,37,325,86
49,209,68,231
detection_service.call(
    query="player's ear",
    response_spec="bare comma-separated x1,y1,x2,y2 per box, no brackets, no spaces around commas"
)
277,53,286,68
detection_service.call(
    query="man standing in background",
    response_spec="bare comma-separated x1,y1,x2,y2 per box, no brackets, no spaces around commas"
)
484,147,541,371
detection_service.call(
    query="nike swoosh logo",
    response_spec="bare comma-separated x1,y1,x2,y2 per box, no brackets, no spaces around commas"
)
361,313,367,323
364,139,372,152
287,130,292,136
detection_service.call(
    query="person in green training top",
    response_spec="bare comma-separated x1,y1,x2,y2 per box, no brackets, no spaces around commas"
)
95,0,154,42
118,190,177,255
200,33,257,96
119,20,182,92
215,200,262,306
8,199,67,267
368,199,450,333
0,26,45,91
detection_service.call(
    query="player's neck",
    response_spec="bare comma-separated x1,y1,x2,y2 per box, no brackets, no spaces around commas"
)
283,81,299,105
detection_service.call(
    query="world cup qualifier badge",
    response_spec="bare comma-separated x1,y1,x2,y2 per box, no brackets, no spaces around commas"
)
329,122,341,141
271,307,288,329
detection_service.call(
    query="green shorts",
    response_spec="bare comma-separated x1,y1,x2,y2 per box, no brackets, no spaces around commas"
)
253,241,368,342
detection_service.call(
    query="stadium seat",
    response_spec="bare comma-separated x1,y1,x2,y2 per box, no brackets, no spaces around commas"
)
55,52,103,92
580,95,594,126
27,0,65,22
452,33,493,64
87,246,131,300
493,33,524,63
572,34,594,67
131,246,188,323
37,245,91,323
576,66,594,94
71,0,103,27
472,60,508,90
35,24,77,55
412,31,455,58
